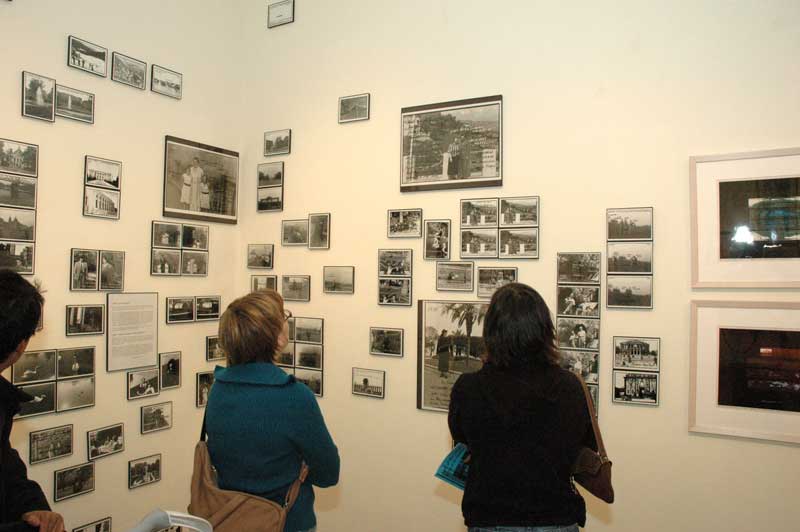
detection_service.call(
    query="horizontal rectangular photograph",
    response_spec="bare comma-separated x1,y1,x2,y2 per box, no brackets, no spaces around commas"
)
500,196,539,227
268,0,295,28
282,275,311,302
151,248,181,276
181,250,208,276
16,382,56,418
54,462,95,502
378,249,412,277
0,138,38,177
436,261,474,292
65,305,104,336
613,370,659,406
73,517,111,532
370,327,403,357
339,93,370,123
141,401,173,434
68,35,107,77
152,221,181,248
555,317,600,351
56,376,95,413
296,343,323,370
276,342,294,367
85,155,121,190
258,161,283,187
607,275,653,309
557,252,601,285
476,267,517,299
87,423,124,460
560,350,599,384
613,336,660,371
29,424,73,465
151,65,182,99
294,317,324,343
323,266,354,294
181,223,209,250
83,186,120,220
264,129,291,156
251,274,277,292
0,241,34,275
607,207,653,241
461,198,498,228
282,219,308,245
57,347,95,379
0,206,35,242
295,368,323,397
499,227,538,259
111,52,146,89
378,278,412,306
352,367,385,399
460,228,498,259
556,285,600,318
12,349,56,385
257,185,283,212
128,454,161,489
196,295,221,321
247,244,274,269
0,173,37,210
607,241,653,274
387,208,422,238
55,85,94,124
127,368,159,400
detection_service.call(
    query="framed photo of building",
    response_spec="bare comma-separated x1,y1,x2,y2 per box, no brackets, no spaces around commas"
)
67,36,107,77
387,209,422,238
141,401,173,434
29,424,73,465
424,219,450,260
84,156,121,190
166,296,195,323
264,129,291,156
268,0,295,28
196,372,214,407
476,267,517,299
151,65,182,99
86,423,124,460
282,219,308,245
257,185,283,212
195,296,221,321
323,266,354,294
0,138,38,178
128,454,161,489
159,351,181,390
436,261,473,292
308,212,331,250
12,349,56,385
251,274,277,292
378,278,412,306
500,196,539,227
22,71,55,122
607,275,653,309
54,462,95,502
339,93,370,123
127,368,160,400
73,517,111,532
607,207,652,241
111,52,147,90
65,304,104,336
247,244,274,268
0,173,36,210
16,382,56,418
613,336,660,371
55,85,95,124
282,275,311,302
613,370,659,406
83,186,120,219
400,95,502,192
370,327,403,357
352,368,385,399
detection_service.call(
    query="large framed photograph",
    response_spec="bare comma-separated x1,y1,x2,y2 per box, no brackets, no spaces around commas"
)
73,518,111,532
83,186,120,219
247,244,274,268
206,335,225,361
99,250,125,290
67,36,107,77
264,129,291,156
159,351,181,390
613,336,660,371
66,304,104,336
607,207,652,241
55,85,94,124
560,350,599,384
0,206,35,242
607,241,653,274
282,275,311,302
196,296,221,321
370,327,403,357
556,285,600,318
258,162,283,187
181,250,208,276
166,296,195,323
29,424,73,465
500,196,539,227
111,52,146,90
128,454,161,489
352,368,385,399
87,423,124,460
460,229,498,259
22,72,55,122
613,370,659,406
56,376,95,413
691,147,800,287
499,227,538,259
54,462,95,502
555,317,600,351
461,198,498,228
151,65,182,99
387,208,422,238
339,93,370,123
424,219,450,260
257,185,284,212
0,241,35,275
476,267,517,299
0,173,36,210
378,249,412,277
323,266,354,294
141,401,173,434
607,275,653,309
163,136,239,224
0,138,38,177
127,368,160,400
295,369,322,397
556,252,601,285
70,248,98,291
417,300,488,412
57,347,95,379
268,0,295,28
12,349,56,385
308,212,331,250
282,219,308,246
196,371,215,408
16,382,56,418
400,95,502,192
436,261,474,292
378,278,412,306
251,274,277,292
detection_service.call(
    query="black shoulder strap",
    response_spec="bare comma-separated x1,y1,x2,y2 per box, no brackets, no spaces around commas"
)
200,410,207,442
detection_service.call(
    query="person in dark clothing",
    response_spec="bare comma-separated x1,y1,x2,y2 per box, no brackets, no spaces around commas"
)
0,271,65,532
448,283,599,532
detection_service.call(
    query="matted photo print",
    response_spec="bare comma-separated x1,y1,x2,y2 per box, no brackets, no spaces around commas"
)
247,244,274,269
613,370,659,406
323,266,354,294
151,249,180,276
370,327,403,357
268,0,295,28
436,261,474,292
0,241,35,275
476,267,517,299
607,207,653,241
500,196,539,227
352,367,385,399
264,129,291,156
73,517,111,532
85,156,121,190
54,462,95,502
22,72,55,122
141,401,173,434
67,36,107,77
282,219,308,245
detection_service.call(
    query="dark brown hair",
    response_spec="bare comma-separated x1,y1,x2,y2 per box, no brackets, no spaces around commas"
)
0,271,43,363
218,290,284,366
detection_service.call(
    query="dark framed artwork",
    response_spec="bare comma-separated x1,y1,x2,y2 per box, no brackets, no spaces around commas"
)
111,52,147,90
126,368,160,401
352,367,385,399
29,424,73,465
67,36,107,77
339,93,370,123
387,208,422,238
612,370,659,406
281,219,308,246
370,327,404,357
476,267,517,299
247,244,274,269
151,65,182,99
436,261,474,292
607,207,653,241
308,212,331,250
22,71,55,122
0,137,39,177
128,454,161,489
196,296,221,321
613,336,660,372
159,351,181,390
323,266,354,294
86,423,124,460
65,304,105,336
73,517,111,532
257,185,284,212
140,401,173,434
424,219,450,260
54,462,95,502
282,275,311,302
264,129,291,156
251,274,277,292
55,85,94,124
196,372,215,407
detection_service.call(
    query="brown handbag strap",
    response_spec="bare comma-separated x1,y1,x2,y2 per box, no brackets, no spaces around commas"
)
282,463,309,510
578,377,608,459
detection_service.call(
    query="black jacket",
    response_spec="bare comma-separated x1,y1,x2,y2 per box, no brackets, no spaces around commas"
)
448,363,595,528
0,376,49,531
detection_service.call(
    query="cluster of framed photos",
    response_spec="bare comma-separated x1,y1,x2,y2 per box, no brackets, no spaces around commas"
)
257,162,284,212
281,212,330,249
83,156,122,220
612,336,661,406
151,221,210,276
165,296,221,324
0,137,38,275
378,249,412,306
460,196,539,259
70,248,125,291
606,207,653,309
277,315,324,397
22,70,95,124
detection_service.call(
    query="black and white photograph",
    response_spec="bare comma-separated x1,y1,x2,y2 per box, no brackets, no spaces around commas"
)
29,424,73,465
85,155,121,190
436,261,474,292
499,228,538,259
0,241,34,275
613,336,660,371
152,221,181,248
294,369,322,397
0,206,35,242
555,317,600,351
56,376,95,412
282,275,311,302
277,342,294,367
352,368,385,399
500,196,539,227
387,209,422,238
560,350,599,384
151,249,181,276
613,370,659,406
73,517,111,532
607,241,653,274
16,382,56,418
83,186,120,219
159,351,181,390
401,95,502,192
206,335,225,361
251,274,277,292
264,129,291,156
607,275,653,309
339,93,370,123
295,317,323,343
370,327,403,357
424,219,450,260
65,305,104,336
68,36,107,77
54,85,94,124
87,423,124,460
309,212,331,250
323,266,354,294
70,248,98,290
57,347,95,379
12,349,56,385
378,278,412,306
54,462,95,502
477,267,517,299
181,250,208,276
257,185,283,212
461,198,498,228
460,229,498,259
0,173,36,210
0,138,38,178
378,249,412,277
166,296,194,323
288,317,295,341
111,52,147,89
22,71,55,122
556,285,600,318
196,296,221,321
141,402,173,434
607,207,653,241
258,162,283,187
163,136,239,224
268,0,295,28
282,219,308,245
296,343,323,370
182,223,209,250
128,454,161,489
151,65,182,99
557,252,601,285
248,244,274,268
196,372,214,407
99,250,125,290
127,368,160,400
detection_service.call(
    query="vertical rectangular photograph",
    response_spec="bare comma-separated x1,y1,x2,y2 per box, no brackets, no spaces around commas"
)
476,267,517,299
323,266,354,294
339,93,370,123
29,424,73,465
257,185,284,212
460,198,498,228
436,261,474,292
370,327,404,357
151,65,182,99
264,129,291,156
195,296,221,321
111,52,147,90
0,241,35,275
268,0,295,28
141,402,173,434
247,244,274,268
128,454,161,489
387,208,423,238
12,349,56,385
196,371,215,407
308,212,331,250
613,370,659,406
499,196,539,227
282,219,309,246
54,85,94,124
607,275,653,309
86,423,124,460
607,207,653,241
54,462,95,502
0,206,35,242
206,335,225,361
159,351,181,390
424,219,450,260
67,36,107,77
99,250,125,290
352,368,386,399
0,138,39,178
22,71,55,122
56,376,95,413
282,275,311,302
65,304,105,336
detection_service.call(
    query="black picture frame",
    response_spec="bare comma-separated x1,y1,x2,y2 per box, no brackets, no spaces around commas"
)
159,351,182,390
54,84,95,124
460,197,499,228
378,278,412,307
251,274,277,292
111,51,147,90
128,453,162,489
257,185,284,213
166,296,195,324
98,250,125,290
126,368,160,401
323,266,355,294
612,336,661,372
424,219,451,261
264,129,291,157
56,376,95,414
181,222,210,250
338,93,370,124
281,219,308,246
72,517,111,532
86,422,124,461
606,206,653,241
53,462,95,502
196,371,215,408
0,137,39,178
352,367,386,399
499,196,540,228
65,304,105,336
606,275,654,310
435,261,474,292
67,36,107,77
282,275,311,302
247,244,274,269
206,335,225,361
151,221,182,249
294,368,323,397
476,266,518,299
308,212,331,250
499,227,539,260
195,295,221,321
151,248,181,276
15,382,56,419
377,249,413,277
387,208,423,238
140,401,173,434
29,424,73,465
151,64,182,100
293,316,324,345
21,71,55,123
612,370,660,406
12,349,57,385
369,327,404,358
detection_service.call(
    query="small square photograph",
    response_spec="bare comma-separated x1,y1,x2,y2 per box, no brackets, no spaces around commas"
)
276,342,294,366
264,129,291,156
16,382,56,418
0,138,38,178
0,173,37,210
29,424,73,465
151,65,182,99
68,36,107,77
323,266,354,294
0,206,35,242
557,252,601,285
56,376,95,412
55,85,94,124
556,285,600,318
339,93,370,123
87,423,124,460
151,249,181,276
352,368,385,399
295,368,322,397
436,261,474,292
294,317,323,344
607,207,653,241
128,454,161,489
159,351,181,390
378,278,412,306
499,228,538,259
57,347,95,379
268,0,295,28
141,401,173,434
370,327,403,357
251,274,277,292
70,248,99,291
258,162,283,187
560,350,599,384
99,250,124,290
613,370,659,406
181,223,209,250
607,275,653,309
206,335,225,361
54,462,95,502
0,241,35,275
607,241,653,274
111,52,146,89
424,219,450,260
73,517,111,532
461,198,498,228
282,275,311,302
308,213,331,250
83,186,120,220
167,297,194,324
378,249,412,277
282,219,308,246
65,304,104,336
295,343,323,370
387,209,423,238
181,250,208,276
613,336,660,371
22,71,55,122
247,244,274,269
460,228,498,259
556,317,600,351
500,196,539,227
152,221,182,248
257,185,283,212
196,372,215,408
127,368,160,400
12,349,56,385
196,296,221,321
85,156,121,190
476,267,517,299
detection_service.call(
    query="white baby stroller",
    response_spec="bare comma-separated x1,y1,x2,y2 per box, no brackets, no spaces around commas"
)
127,510,212,532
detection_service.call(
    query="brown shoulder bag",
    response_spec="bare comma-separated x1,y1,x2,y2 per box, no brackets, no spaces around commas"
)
571,378,614,503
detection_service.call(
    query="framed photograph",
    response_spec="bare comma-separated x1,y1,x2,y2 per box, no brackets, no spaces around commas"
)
55,85,94,124
70,248,98,291
65,304,104,336
196,372,215,408
500,196,539,227
424,219,450,260
247,244,274,268
268,0,295,28
0,173,36,210
282,275,311,302
461,198,498,228
12,349,56,385
152,221,181,248
141,402,173,434
323,266,354,294
560,350,599,384
127,368,160,400
16,382,56,418
0,241,35,275
251,274,277,292
613,370,659,406
417,300,489,412
257,185,284,212
339,93,370,123
378,278,412,306
196,296,221,321
73,517,111,532
182,223,209,250
288,317,295,341
607,241,653,274
613,336,660,371
400,95,502,192
151,65,182,99
556,285,600,318
0,206,35,242
107,292,158,372
166,296,195,323
436,261,474,292
607,275,653,309
294,317,323,344
206,335,225,361
128,454,161,489
83,186,120,219
296,343,323,370
54,462,95,502
151,248,181,276
163,136,239,224
294,368,322,397
476,267,517,299
84,155,121,190
370,327,403,357
67,36,107,77
555,317,600,351
86,423,124,460
111,52,146,90
352,368,385,398
99,250,125,290
282,219,308,246
460,228,498,259
258,161,284,187
159,351,181,390
499,227,538,259
556,252,601,285
378,249,412,277
0,138,38,177
57,347,95,379
276,342,294,367
181,250,208,276
29,424,73,465
264,129,291,156
607,207,652,241
308,212,331,250
387,209,422,238
56,376,95,413
22,72,55,122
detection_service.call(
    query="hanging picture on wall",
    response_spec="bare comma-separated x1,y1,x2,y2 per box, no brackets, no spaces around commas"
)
182,224,209,250
282,275,311,302
500,196,539,227
206,335,225,361
461,198,498,228
29,424,73,465
556,285,600,318
0,241,34,275
83,186,120,219
73,518,111,532
387,209,423,238
555,317,600,350
258,162,283,187
12,350,56,385
378,249,412,277
181,250,208,276
352,368,385,399
607,207,653,241
607,275,653,309
607,241,653,274
556,252,601,285
21,71,55,122
65,304,104,336
268,0,295,28
163,136,239,224
151,65,182,99
196,296,221,321
460,229,498,259
400,95,502,192
282,219,308,245
159,351,181,390
54,85,95,124
370,327,403,357
57,376,95,413
111,52,147,90
70,248,98,291
339,93,370,123
0,206,34,242
560,350,599,384
127,368,160,400
128,454,161,489
247,244,274,268
152,221,181,248
264,129,291,156
257,185,284,212
295,369,323,397
424,219,450,260
87,423,124,460
141,402,173,434
196,372,214,407
54,462,95,502
151,249,180,276
0,138,38,178
613,370,659,406
85,156,121,190
499,227,538,259
308,212,331,250
436,261,473,292
67,36,107,77
16,382,56,418
251,274,277,292
166,297,195,323
613,336,660,371
0,174,36,210
476,267,517,299
57,347,95,379
99,250,125,290
323,266,354,294
378,278,412,306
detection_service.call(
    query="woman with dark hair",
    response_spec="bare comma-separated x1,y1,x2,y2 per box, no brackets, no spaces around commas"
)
437,329,451,377
448,283,597,532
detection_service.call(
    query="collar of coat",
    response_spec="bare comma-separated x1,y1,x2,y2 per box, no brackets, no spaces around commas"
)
213,362,296,387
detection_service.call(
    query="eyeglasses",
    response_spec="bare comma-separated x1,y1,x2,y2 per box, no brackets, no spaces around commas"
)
283,309,293,321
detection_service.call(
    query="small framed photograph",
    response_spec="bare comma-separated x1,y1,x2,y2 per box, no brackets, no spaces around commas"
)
309,212,331,250
323,266,354,294
339,93,370,123
0,206,35,242
111,52,147,90
0,174,36,210
57,347,95,379
294,317,323,343
86,423,124,460
251,274,277,292
369,327,403,357
560,350,599,384
128,454,161,489
247,244,274,269
181,250,208,276
99,250,125,290
182,223,209,250
352,368,386,399
22,71,55,122
387,209,423,238
141,401,173,434
556,252,601,285
436,261,474,292
378,278,412,306
166,296,195,323
54,462,95,502
613,336,660,372
476,267,517,299
70,248,99,291
65,304,104,336
151,248,181,276
206,335,225,361
16,382,56,418
460,229,498,259
196,371,215,407
268,0,295,28
12,349,56,385
159,351,181,390
258,162,283,187
73,517,111,532
500,196,539,227
68,36,107,77
83,186,120,219
257,185,284,212
607,275,653,309
499,228,538,259
556,285,600,318
296,343,323,370
152,221,182,248
607,241,653,274
56,376,95,413
607,207,653,241
0,137,39,178
378,249,412,277
264,129,291,156
276,341,294,366
0,241,35,275
288,317,295,341
196,296,221,321
424,219,450,260
613,370,659,406
282,275,311,302
282,219,308,246
295,368,323,397
85,155,121,190
127,368,160,400
555,317,600,351
55,85,94,124
461,198,498,228
29,424,73,465
151,65,182,99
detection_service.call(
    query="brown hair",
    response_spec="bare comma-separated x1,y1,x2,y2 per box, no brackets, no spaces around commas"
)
218,290,284,366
